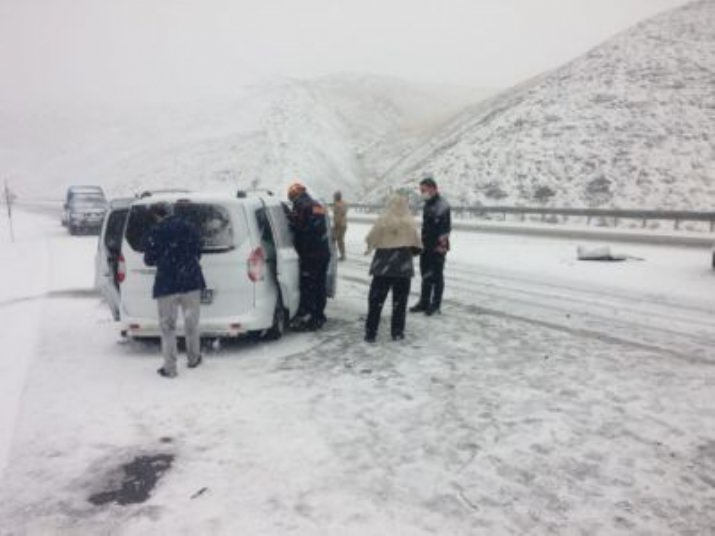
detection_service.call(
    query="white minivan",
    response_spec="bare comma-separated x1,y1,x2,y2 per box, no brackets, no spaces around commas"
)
95,191,337,340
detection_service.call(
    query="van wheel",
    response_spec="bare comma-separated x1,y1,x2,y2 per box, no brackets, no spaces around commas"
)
265,298,287,341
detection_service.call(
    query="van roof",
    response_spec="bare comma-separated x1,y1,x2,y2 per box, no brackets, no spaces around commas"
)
107,197,135,209
69,185,104,191
131,191,279,207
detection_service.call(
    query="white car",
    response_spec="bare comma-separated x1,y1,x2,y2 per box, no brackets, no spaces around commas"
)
95,191,337,340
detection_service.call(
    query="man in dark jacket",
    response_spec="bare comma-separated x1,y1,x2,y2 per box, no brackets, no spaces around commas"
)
144,203,206,378
287,182,331,331
410,177,451,316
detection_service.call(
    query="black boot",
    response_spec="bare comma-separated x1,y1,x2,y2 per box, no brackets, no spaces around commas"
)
409,302,427,313
157,367,177,378
304,315,326,331
425,304,441,317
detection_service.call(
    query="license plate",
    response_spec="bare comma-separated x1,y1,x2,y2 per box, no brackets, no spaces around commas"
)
201,289,214,304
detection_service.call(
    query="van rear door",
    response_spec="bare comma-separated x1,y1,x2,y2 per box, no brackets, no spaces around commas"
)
265,202,301,318
121,202,252,325
95,206,129,320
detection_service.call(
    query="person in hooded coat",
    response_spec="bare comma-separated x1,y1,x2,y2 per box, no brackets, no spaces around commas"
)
364,195,422,342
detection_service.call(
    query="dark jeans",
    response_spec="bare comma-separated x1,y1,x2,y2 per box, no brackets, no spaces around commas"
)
366,276,411,338
419,252,446,309
299,257,329,321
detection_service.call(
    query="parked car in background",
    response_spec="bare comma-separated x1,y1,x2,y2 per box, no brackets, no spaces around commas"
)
66,196,108,235
99,191,337,340
62,186,106,226
62,186,106,228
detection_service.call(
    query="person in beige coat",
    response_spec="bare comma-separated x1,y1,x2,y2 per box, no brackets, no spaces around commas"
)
364,195,422,342
332,191,348,261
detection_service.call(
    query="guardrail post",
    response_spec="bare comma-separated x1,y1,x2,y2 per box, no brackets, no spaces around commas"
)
711,220,715,233
674,219,680,231
3,181,15,242
642,218,647,229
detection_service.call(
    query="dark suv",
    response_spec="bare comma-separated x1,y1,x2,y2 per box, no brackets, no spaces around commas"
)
62,186,107,229
65,191,108,235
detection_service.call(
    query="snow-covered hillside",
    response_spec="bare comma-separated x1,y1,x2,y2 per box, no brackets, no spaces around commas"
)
0,76,491,201
377,0,715,209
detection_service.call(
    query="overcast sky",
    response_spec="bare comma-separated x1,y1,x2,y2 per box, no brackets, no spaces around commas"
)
0,0,691,106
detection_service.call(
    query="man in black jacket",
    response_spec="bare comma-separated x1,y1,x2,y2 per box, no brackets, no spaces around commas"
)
287,182,331,331
410,177,451,316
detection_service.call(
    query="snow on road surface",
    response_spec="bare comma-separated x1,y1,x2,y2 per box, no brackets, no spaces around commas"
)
344,222,715,364
1,212,715,535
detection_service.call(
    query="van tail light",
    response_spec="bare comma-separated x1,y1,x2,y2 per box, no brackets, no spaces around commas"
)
117,254,126,284
247,247,265,282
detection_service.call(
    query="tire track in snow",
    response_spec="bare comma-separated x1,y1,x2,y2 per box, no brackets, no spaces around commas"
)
339,262,715,366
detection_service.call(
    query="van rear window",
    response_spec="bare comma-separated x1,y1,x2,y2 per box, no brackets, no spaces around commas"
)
125,203,236,253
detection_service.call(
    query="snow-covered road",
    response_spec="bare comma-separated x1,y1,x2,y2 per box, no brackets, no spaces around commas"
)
343,223,715,365
1,212,715,535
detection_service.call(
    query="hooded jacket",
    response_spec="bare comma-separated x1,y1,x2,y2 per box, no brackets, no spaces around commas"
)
143,215,207,299
365,196,422,278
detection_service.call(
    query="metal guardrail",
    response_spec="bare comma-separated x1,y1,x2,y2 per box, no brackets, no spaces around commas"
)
349,204,715,232
14,198,715,232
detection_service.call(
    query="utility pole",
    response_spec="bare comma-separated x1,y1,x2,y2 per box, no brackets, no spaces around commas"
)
4,180,15,242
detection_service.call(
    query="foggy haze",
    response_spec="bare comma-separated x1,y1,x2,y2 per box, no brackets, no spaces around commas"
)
0,0,691,107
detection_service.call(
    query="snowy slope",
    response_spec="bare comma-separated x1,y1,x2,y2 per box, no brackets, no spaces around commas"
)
0,76,491,201
378,0,715,209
